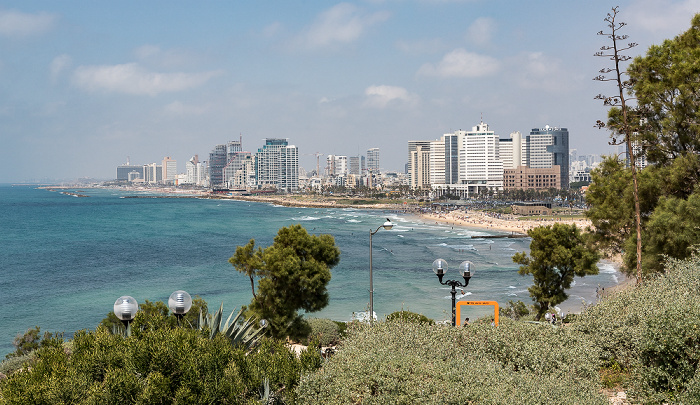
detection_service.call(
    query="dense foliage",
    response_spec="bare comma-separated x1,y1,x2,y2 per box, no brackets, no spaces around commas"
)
297,319,606,404
230,225,341,341
297,254,700,404
587,153,700,275
385,310,435,325
572,254,700,403
589,12,700,277
303,318,341,347
0,327,322,404
513,224,599,320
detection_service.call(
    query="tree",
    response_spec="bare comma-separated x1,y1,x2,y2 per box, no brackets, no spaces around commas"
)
628,13,700,166
513,224,599,320
230,224,341,340
594,6,644,284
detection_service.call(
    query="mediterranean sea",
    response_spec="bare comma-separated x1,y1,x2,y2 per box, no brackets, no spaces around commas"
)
0,184,622,357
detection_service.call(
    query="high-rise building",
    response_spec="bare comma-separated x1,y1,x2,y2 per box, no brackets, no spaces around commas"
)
143,163,162,184
349,156,361,175
256,138,298,192
224,152,253,189
527,126,569,187
443,131,465,184
499,131,527,170
279,145,299,192
408,140,431,189
429,139,445,186
367,148,380,173
460,122,503,193
162,156,177,184
116,164,144,181
208,144,227,188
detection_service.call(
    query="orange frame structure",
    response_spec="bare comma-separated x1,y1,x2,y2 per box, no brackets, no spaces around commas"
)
456,300,499,326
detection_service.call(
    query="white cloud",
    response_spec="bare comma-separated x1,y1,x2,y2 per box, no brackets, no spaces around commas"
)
364,85,418,108
50,54,72,83
466,17,495,46
262,22,283,38
0,9,57,37
626,0,700,35
511,52,578,92
418,48,499,78
72,63,223,96
133,45,201,69
295,3,390,49
396,38,445,55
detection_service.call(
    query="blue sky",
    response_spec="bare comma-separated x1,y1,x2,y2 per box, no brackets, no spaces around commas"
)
1,0,698,182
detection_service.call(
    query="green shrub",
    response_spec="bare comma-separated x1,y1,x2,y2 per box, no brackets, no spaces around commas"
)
385,310,435,325
499,300,531,321
573,254,700,403
303,318,340,346
297,319,606,404
0,326,322,404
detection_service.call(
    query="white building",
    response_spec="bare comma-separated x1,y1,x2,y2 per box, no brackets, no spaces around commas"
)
256,138,299,192
407,140,431,190
429,138,445,186
461,122,503,193
162,157,177,184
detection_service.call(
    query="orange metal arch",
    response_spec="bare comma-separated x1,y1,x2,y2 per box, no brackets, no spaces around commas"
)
456,300,499,326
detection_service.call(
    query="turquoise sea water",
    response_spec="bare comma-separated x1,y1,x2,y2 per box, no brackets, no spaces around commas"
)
0,185,622,357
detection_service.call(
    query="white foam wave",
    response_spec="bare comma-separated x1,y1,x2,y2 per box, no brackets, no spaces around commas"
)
291,216,320,221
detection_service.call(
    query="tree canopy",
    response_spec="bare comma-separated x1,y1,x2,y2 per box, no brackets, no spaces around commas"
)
513,224,599,320
628,13,700,166
589,12,700,277
229,224,340,340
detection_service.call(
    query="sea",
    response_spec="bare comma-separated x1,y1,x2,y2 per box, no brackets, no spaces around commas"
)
0,184,623,357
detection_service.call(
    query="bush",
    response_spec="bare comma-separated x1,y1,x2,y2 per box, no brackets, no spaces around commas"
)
499,300,531,321
572,254,700,403
303,318,340,346
0,326,322,404
385,310,435,325
297,319,606,404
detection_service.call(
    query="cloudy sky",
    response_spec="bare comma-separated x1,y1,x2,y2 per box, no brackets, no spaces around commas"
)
1,0,698,182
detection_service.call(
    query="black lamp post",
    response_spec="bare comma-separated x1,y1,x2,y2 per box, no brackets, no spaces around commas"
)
168,290,193,325
431,259,474,326
369,219,394,323
113,295,139,336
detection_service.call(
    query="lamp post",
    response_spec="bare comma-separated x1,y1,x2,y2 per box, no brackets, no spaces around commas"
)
369,218,394,322
168,290,193,325
114,295,139,336
431,259,474,326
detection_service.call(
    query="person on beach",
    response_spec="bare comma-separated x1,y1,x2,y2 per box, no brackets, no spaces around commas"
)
463,317,470,326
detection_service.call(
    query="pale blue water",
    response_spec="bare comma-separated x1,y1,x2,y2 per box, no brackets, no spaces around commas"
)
0,185,621,357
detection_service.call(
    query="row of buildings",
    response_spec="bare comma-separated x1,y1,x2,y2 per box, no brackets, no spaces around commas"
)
116,138,301,192
408,122,570,198
115,138,387,193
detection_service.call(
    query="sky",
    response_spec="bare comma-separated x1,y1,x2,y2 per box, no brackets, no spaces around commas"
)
1,0,699,182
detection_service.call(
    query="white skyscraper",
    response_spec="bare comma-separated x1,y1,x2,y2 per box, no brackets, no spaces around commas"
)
429,138,445,186
461,122,503,193
256,138,299,192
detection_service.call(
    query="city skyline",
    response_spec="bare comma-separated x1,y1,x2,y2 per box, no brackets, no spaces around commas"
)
1,1,697,182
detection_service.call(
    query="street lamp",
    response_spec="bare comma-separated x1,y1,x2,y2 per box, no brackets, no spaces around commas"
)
114,295,139,335
431,259,474,326
168,290,193,325
369,218,394,322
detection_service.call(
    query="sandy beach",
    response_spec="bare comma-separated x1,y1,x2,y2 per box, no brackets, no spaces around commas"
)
418,209,593,235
